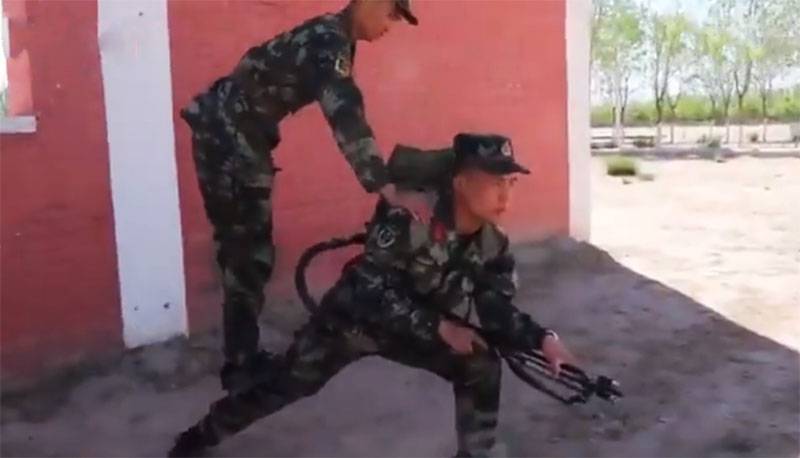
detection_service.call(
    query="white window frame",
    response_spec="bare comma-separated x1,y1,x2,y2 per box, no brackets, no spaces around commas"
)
1,7,37,134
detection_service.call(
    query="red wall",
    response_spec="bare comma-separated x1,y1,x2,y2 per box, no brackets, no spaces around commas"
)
168,0,569,332
0,0,122,381
1,0,568,382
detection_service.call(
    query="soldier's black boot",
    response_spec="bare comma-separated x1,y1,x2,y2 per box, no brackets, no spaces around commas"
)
219,361,250,394
168,425,215,458
220,350,283,394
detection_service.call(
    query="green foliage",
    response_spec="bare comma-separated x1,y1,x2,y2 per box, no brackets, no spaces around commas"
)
629,104,655,124
592,0,646,127
772,88,800,119
647,12,693,118
675,95,714,122
736,97,762,120
591,105,614,126
591,85,800,126
593,0,645,69
592,0,799,130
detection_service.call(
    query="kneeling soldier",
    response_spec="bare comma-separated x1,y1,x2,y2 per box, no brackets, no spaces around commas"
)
169,133,575,457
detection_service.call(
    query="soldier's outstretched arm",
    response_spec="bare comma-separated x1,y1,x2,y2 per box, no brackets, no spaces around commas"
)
473,240,549,351
313,37,388,193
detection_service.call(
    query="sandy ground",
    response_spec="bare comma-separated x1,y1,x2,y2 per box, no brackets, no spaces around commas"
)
2,157,799,457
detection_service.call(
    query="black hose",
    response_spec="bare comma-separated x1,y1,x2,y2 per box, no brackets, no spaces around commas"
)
295,232,367,314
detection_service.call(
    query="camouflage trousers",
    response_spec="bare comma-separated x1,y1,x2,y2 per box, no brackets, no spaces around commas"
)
185,306,502,456
183,84,280,365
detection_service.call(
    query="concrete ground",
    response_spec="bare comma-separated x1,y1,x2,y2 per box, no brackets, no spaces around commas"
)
2,157,799,457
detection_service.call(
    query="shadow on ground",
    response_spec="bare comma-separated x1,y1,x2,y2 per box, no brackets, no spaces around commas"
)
2,238,798,457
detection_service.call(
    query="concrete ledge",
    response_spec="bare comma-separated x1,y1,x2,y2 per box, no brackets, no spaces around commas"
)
592,146,800,160
0,115,37,134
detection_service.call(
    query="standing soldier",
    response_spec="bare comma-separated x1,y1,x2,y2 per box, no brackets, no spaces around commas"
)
180,0,418,393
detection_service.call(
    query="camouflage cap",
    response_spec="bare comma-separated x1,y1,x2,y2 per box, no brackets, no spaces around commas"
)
453,133,530,175
395,0,418,25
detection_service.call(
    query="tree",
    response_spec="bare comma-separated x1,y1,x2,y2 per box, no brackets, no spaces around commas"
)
713,0,758,145
750,0,800,141
592,0,645,146
646,12,691,145
591,0,611,46
693,25,736,144
665,68,691,143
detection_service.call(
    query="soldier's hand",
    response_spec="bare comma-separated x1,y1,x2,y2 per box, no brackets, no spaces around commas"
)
541,335,576,376
438,320,487,355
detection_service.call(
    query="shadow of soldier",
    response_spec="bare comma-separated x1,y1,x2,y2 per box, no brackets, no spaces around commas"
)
497,238,799,458
0,238,796,458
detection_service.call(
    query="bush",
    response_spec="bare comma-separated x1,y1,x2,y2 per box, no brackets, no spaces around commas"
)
773,92,800,121
748,132,760,143
633,137,655,148
629,104,655,125
591,106,614,127
707,136,722,148
675,95,713,122
590,84,800,126
697,134,708,144
737,101,762,120
606,156,638,176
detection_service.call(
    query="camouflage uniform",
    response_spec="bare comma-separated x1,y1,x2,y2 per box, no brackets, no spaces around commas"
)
170,184,550,457
180,7,389,370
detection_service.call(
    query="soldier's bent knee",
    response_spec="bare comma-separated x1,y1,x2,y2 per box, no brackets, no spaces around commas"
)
463,351,501,385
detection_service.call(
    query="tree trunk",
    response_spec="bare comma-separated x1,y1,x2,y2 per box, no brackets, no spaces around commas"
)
670,123,675,144
737,96,746,146
708,98,717,139
725,117,731,145
761,94,768,143
655,123,662,146
654,103,663,146
739,124,745,145
613,72,623,147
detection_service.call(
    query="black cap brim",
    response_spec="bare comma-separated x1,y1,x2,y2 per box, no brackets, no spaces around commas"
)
397,7,418,25
483,160,530,175
459,157,530,175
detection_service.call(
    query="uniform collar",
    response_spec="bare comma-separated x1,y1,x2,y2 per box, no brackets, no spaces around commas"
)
457,223,503,262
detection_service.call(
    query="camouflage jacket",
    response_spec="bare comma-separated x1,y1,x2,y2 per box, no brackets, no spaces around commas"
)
183,8,387,193
340,198,549,351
